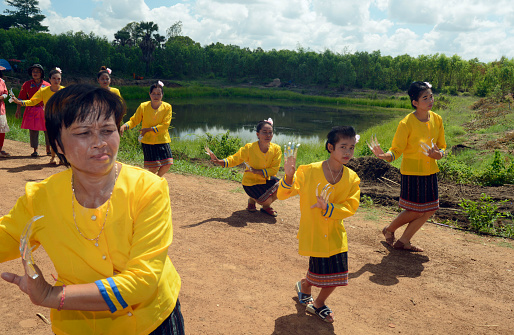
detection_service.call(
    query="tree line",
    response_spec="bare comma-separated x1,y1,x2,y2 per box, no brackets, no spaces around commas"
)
1,2,514,98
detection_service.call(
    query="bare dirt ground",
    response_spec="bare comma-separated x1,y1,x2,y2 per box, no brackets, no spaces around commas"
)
0,138,513,335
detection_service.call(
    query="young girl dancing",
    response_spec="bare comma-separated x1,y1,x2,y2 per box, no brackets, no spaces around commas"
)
209,119,282,216
0,68,9,157
120,81,173,177
368,81,446,252
12,68,65,164
278,126,361,323
97,66,122,98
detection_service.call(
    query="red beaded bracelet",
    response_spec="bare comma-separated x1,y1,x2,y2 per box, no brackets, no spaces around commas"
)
57,285,66,311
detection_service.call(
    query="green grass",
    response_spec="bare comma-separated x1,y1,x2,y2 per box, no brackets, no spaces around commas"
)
120,85,412,109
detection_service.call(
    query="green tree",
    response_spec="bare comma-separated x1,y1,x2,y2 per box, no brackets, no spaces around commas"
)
3,0,48,32
114,30,132,47
166,21,182,39
138,21,159,75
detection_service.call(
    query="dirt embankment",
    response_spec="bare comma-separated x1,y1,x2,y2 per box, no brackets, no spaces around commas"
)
347,156,514,227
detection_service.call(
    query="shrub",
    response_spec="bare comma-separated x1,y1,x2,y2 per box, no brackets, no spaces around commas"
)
478,150,514,186
459,193,510,235
202,131,242,159
360,194,374,208
438,152,476,184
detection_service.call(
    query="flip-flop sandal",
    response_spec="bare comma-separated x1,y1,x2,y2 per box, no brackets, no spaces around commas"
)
382,226,395,246
260,207,277,217
306,304,334,323
295,281,313,306
393,240,423,252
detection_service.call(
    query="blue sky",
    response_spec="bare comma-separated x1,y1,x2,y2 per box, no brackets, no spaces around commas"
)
2,0,513,62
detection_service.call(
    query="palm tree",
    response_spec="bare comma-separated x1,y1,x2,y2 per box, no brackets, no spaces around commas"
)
138,21,158,75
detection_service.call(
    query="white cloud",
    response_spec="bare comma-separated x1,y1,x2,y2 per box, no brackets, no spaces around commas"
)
15,0,514,62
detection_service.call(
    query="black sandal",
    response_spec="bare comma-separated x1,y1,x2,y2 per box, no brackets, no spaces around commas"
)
295,281,313,306
306,304,334,323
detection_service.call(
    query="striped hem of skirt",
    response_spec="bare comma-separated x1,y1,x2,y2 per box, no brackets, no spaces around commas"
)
144,158,174,169
399,198,439,212
306,271,348,288
256,180,279,203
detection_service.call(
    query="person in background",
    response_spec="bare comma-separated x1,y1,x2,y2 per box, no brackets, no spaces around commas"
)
15,64,50,157
368,81,446,252
209,118,282,216
11,68,65,164
0,67,10,157
97,66,122,98
120,81,173,177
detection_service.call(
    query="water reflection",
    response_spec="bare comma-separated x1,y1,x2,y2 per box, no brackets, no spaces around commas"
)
124,98,401,144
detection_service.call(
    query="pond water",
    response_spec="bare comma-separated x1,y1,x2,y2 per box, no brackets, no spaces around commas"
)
125,98,403,144
4,98,403,144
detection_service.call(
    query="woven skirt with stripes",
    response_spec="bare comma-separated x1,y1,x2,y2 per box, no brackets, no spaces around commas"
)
306,252,348,288
243,176,280,203
149,299,185,335
399,173,439,212
142,143,174,169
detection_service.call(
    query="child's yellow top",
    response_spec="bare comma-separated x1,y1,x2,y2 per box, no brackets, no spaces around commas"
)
0,163,181,335
125,101,173,144
20,85,65,106
223,141,282,186
388,111,446,176
108,87,121,98
277,161,360,257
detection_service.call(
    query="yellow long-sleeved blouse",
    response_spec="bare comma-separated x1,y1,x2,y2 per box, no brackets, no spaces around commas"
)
125,101,172,144
0,163,181,335
277,161,360,257
20,85,65,107
223,142,282,186
388,111,446,176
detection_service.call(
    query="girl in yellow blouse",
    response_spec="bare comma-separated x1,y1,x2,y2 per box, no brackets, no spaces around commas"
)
12,67,65,164
278,126,361,323
368,81,446,252
209,119,282,216
97,66,122,98
0,84,183,334
120,81,173,177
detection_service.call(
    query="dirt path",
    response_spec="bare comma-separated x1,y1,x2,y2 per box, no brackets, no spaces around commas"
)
0,139,513,335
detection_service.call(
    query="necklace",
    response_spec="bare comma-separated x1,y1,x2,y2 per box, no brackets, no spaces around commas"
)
326,160,344,184
71,163,118,247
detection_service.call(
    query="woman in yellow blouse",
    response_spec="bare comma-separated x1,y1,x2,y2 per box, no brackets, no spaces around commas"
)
97,66,122,98
0,84,184,335
368,81,446,252
120,81,173,177
12,67,65,164
209,119,282,216
278,126,360,323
